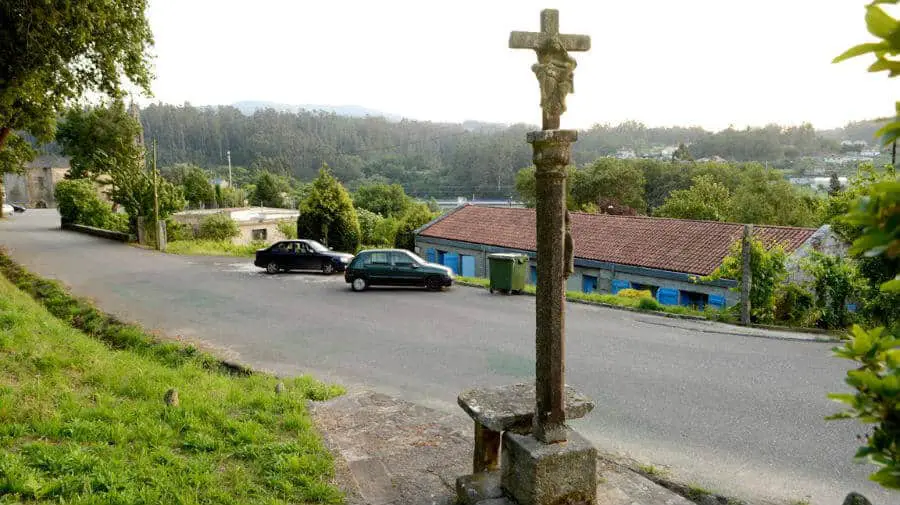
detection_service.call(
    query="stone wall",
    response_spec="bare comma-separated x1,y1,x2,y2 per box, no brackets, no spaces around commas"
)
2,166,69,208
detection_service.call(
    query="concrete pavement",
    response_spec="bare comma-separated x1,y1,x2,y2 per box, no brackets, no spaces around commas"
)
0,210,887,505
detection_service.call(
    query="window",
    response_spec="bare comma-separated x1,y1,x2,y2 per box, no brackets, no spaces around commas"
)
530,265,537,284
391,251,415,267
306,240,329,252
679,290,709,309
252,229,267,241
631,282,659,297
366,252,391,265
272,242,289,252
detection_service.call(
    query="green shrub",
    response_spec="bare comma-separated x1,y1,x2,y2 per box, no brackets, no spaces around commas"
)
277,220,298,239
804,252,864,329
618,288,653,299
704,236,787,324
775,283,817,326
166,219,193,241
372,216,400,246
105,212,130,234
637,297,662,311
394,204,438,251
356,208,384,245
54,178,115,228
197,213,239,241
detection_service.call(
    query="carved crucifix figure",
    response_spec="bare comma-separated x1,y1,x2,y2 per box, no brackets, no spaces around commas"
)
510,9,590,130
511,9,590,444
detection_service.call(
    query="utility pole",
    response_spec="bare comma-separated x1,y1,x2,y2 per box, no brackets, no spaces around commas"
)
227,150,233,188
153,139,160,250
741,224,753,325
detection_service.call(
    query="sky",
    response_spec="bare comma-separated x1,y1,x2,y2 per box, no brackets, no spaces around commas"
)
144,0,896,131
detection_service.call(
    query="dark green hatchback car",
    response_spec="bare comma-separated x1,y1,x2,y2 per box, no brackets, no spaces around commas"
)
344,249,454,292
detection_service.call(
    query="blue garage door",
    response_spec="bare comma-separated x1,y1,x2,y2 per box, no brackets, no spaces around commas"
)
425,248,436,263
461,255,476,277
656,288,679,306
708,294,726,310
443,251,459,274
582,275,598,293
611,279,631,294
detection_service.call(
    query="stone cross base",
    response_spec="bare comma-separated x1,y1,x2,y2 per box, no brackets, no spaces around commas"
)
502,429,597,505
456,384,596,505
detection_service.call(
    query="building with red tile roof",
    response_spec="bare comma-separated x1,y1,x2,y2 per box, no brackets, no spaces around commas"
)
414,205,826,308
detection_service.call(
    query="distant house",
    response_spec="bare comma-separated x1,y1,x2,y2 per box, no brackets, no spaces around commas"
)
414,205,836,309
172,207,299,245
2,156,71,208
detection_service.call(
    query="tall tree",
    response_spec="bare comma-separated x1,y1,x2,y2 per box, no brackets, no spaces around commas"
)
181,166,216,208
297,167,360,252
829,172,843,196
654,175,732,221
353,183,411,217
0,0,153,216
251,172,287,208
57,101,144,181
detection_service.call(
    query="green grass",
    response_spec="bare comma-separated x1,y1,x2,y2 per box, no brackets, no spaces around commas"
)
455,276,710,319
637,464,668,477
686,484,713,501
0,252,344,504
166,240,264,257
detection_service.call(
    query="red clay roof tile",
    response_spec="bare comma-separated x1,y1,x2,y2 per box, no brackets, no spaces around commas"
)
418,206,816,276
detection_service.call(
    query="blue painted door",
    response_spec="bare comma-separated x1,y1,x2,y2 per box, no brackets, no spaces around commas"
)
530,265,537,284
708,294,726,310
582,275,598,293
425,248,436,263
461,255,475,277
611,279,631,294
443,251,459,274
656,288,679,306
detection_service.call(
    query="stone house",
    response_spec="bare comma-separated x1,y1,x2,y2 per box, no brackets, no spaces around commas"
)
2,156,71,208
172,207,299,245
414,205,835,309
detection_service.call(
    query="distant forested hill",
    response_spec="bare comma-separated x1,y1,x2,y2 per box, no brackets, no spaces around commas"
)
133,102,877,198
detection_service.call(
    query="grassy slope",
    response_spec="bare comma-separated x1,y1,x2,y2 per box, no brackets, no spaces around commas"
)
0,274,343,504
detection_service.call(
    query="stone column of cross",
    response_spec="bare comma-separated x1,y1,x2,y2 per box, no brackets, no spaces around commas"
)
509,9,591,444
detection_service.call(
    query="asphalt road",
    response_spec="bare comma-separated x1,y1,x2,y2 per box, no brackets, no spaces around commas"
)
0,210,887,505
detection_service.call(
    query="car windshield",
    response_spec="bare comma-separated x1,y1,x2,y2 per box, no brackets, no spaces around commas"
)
305,240,329,252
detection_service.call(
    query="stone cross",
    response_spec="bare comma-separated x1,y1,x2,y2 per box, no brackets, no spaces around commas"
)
510,9,590,130
510,9,590,445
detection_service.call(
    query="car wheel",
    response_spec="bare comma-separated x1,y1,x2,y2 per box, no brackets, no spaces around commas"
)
322,261,335,275
266,262,279,275
351,277,368,292
425,276,443,291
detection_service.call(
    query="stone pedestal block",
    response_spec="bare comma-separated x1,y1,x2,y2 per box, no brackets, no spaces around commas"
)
501,429,597,505
456,470,503,505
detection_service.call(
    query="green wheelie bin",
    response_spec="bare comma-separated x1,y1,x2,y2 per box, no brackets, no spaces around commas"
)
488,253,528,294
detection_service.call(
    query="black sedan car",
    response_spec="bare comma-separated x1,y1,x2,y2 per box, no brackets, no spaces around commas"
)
254,239,354,275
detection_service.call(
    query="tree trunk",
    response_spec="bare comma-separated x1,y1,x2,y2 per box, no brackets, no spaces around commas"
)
0,127,11,151
0,127,10,218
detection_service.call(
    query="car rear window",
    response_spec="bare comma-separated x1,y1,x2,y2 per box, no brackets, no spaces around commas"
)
366,252,390,265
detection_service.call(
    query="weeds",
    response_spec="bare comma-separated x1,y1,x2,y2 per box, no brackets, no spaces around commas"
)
165,239,266,257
